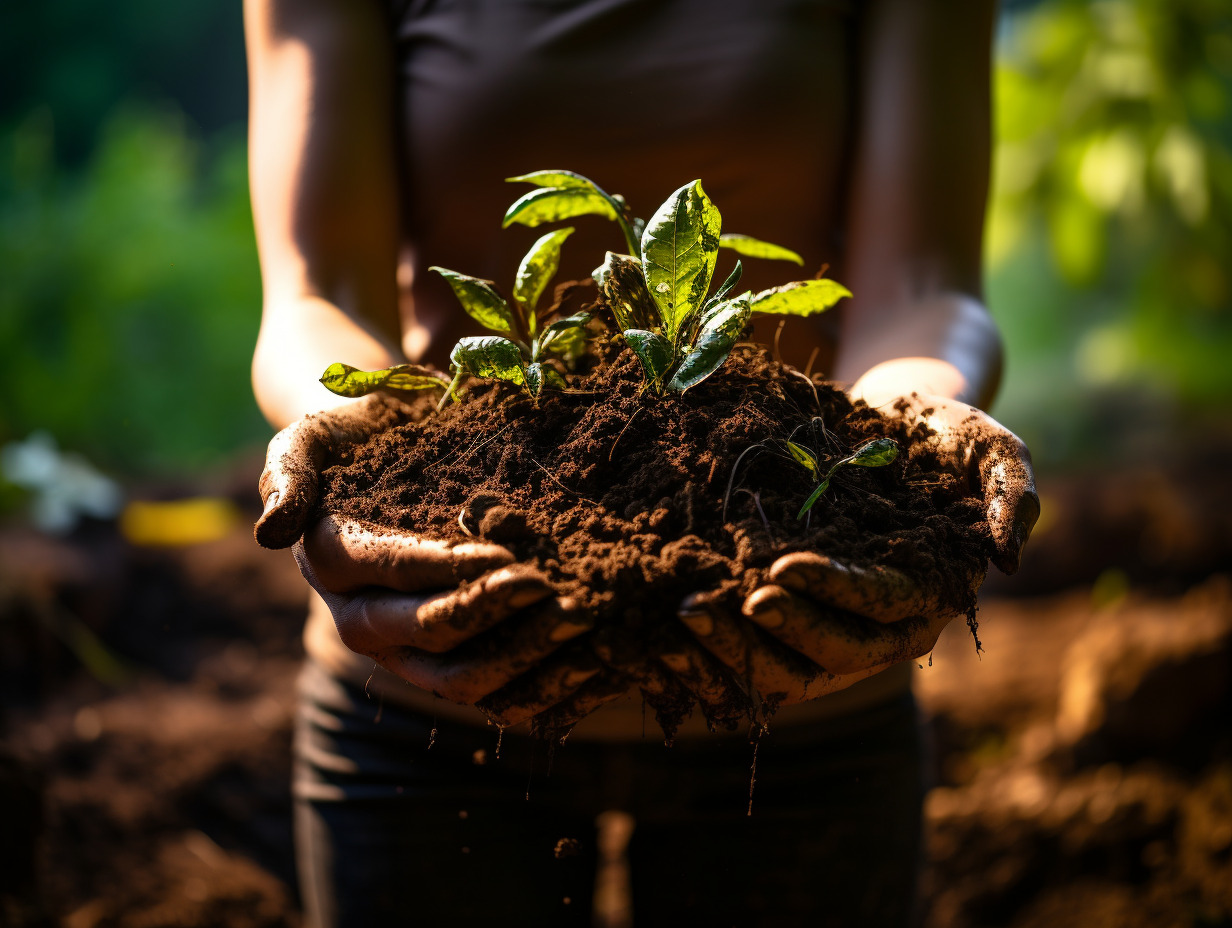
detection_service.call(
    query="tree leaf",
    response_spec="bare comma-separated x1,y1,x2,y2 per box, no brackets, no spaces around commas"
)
784,440,819,477
542,312,592,335
503,187,618,229
705,260,744,311
514,227,574,321
319,362,447,398
596,252,659,332
640,180,721,344
847,438,899,468
719,233,804,265
797,478,831,519
623,329,675,389
749,278,852,317
450,336,526,386
666,295,751,393
430,267,517,334
542,322,591,364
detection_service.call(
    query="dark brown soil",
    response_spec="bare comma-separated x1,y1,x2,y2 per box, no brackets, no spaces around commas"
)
315,335,995,735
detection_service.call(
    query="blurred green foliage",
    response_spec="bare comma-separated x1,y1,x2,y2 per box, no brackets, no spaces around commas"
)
988,0,1232,464
0,106,267,474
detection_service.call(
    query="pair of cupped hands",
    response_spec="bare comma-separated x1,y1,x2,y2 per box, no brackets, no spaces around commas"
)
256,389,1039,732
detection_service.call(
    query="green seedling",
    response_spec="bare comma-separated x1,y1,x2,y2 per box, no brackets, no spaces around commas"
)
319,229,591,409
505,172,849,394
787,437,900,519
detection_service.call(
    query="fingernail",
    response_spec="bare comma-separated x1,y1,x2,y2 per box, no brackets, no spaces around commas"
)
679,610,714,637
263,491,279,514
549,620,591,642
509,586,549,609
564,668,599,688
746,606,785,629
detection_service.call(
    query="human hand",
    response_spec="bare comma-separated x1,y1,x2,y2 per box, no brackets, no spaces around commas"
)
673,392,1040,710
255,397,599,726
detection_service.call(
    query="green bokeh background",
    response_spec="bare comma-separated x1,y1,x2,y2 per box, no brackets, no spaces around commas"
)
2,0,1229,479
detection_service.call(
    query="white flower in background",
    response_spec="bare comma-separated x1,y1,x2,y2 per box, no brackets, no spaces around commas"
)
0,431,122,534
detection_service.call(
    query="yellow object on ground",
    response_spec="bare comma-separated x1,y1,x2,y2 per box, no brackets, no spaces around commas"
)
119,497,242,547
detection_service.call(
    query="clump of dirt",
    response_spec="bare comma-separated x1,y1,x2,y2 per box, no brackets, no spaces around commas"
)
316,338,994,736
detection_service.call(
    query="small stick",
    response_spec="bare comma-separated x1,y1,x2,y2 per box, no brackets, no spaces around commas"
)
722,443,766,521
608,405,645,462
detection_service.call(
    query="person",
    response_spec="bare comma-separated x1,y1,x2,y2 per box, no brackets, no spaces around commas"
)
245,0,1040,925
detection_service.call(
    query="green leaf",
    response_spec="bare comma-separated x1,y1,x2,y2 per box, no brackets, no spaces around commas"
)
797,478,831,519
623,329,675,389
784,441,819,477
506,169,605,192
430,267,517,334
514,227,574,322
706,260,744,310
847,438,899,468
450,336,526,386
542,312,592,335
503,187,618,229
596,252,659,332
666,295,751,393
543,322,590,364
719,233,804,265
749,278,852,317
640,180,721,344
319,362,447,398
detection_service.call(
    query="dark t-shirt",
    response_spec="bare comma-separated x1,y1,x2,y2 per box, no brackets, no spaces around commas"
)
388,0,857,367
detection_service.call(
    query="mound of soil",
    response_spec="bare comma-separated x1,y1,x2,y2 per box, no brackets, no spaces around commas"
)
316,339,995,735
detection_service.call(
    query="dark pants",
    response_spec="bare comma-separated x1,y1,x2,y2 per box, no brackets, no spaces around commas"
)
293,659,925,928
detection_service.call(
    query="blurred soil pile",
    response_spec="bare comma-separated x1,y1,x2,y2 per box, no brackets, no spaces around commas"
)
1,448,1230,926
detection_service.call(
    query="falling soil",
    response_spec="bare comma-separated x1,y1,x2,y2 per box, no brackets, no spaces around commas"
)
315,338,995,737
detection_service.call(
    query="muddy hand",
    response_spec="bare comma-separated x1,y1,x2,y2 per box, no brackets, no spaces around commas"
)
677,590,892,708
294,517,594,709
254,393,424,549
895,392,1040,574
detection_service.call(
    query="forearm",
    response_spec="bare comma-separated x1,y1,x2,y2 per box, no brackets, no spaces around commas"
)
253,295,403,429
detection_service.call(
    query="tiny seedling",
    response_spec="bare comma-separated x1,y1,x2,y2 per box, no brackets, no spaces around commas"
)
505,171,851,394
319,229,591,409
786,437,900,519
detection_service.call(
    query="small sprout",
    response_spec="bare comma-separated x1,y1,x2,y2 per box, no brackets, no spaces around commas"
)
319,362,449,398
792,438,900,519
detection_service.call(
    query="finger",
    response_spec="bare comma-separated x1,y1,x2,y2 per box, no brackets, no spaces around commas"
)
312,562,555,656
677,592,824,708
254,395,415,549
744,585,950,675
529,674,632,736
384,598,593,705
978,431,1041,575
769,551,968,625
304,514,515,593
477,645,604,727
656,639,750,731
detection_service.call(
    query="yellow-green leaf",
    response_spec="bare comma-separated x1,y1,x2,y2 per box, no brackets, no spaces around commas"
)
596,252,659,332
749,278,851,317
430,267,516,334
785,441,819,477
719,234,804,265
503,187,618,229
640,180,721,344
319,362,447,398
506,170,604,191
847,438,899,468
514,227,574,322
450,336,526,386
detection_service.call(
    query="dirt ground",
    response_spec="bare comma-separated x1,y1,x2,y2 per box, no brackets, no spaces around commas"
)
1,451,1229,927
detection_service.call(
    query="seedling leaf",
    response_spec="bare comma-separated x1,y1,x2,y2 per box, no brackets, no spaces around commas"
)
430,267,517,334
596,252,659,332
319,362,448,398
503,186,618,229
785,441,819,477
719,233,804,265
640,180,721,344
505,170,602,191
667,295,751,393
848,438,899,468
797,479,831,519
514,227,574,320
749,278,852,317
623,329,675,390
450,336,526,386
535,313,592,360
